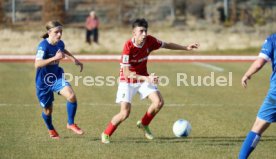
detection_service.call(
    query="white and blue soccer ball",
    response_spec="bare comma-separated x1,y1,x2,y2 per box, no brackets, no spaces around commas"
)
173,119,192,137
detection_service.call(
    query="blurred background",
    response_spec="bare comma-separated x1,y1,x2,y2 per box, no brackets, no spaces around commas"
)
0,0,276,55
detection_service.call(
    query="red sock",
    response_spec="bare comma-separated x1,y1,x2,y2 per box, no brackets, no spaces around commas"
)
141,112,155,126
104,122,117,136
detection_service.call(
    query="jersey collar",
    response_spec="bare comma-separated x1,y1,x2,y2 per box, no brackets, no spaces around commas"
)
132,37,145,48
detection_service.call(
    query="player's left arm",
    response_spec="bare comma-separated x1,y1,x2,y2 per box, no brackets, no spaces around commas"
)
162,42,199,51
63,49,83,72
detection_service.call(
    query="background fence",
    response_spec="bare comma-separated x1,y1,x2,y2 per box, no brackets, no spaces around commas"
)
1,0,276,27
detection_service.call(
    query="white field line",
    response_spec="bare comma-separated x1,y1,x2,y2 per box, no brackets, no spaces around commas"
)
0,103,214,107
0,55,257,61
193,62,224,72
0,103,251,107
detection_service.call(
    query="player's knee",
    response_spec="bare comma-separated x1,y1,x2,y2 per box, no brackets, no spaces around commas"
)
67,93,77,102
43,108,52,115
153,100,164,109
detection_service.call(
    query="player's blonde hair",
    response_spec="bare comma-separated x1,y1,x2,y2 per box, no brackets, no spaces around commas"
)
41,21,63,39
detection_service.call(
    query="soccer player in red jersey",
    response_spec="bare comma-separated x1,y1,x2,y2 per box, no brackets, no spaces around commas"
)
101,18,199,143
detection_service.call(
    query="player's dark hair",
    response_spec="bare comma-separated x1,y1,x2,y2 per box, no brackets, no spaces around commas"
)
132,18,148,29
41,21,63,39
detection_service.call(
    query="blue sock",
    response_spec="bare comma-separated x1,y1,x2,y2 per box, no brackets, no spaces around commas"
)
67,101,77,125
42,112,54,130
239,131,261,159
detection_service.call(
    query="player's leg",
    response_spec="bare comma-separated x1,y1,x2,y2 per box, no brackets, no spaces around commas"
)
239,95,276,159
101,82,135,143
59,85,77,124
42,105,54,130
36,87,59,139
42,104,60,139
139,83,164,124
145,91,164,122
239,117,270,159
59,85,84,135
111,102,131,126
101,102,131,143
137,91,164,140
136,82,164,139
140,91,164,127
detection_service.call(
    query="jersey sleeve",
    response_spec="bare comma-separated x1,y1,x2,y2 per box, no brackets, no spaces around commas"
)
35,42,47,60
120,41,131,67
148,35,164,51
259,36,273,61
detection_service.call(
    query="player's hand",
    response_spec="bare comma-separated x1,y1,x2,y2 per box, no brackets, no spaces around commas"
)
241,75,250,88
186,43,200,51
55,50,65,61
74,59,83,72
148,73,158,84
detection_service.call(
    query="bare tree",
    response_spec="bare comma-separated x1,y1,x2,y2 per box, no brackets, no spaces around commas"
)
42,0,65,23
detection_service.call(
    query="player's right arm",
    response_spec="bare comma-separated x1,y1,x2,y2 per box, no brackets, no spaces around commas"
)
35,50,65,69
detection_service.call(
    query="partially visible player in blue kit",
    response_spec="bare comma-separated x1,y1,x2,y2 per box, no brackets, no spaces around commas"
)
35,21,84,139
239,33,276,158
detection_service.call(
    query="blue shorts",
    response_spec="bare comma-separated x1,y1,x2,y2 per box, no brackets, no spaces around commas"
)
36,78,70,108
257,94,276,123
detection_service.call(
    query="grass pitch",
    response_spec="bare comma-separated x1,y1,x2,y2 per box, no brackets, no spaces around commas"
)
0,62,276,159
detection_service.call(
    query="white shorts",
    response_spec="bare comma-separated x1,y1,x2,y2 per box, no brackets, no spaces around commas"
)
116,82,158,103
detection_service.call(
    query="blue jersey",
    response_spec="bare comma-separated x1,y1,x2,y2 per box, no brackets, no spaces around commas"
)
35,39,65,88
35,39,70,107
259,34,276,95
257,34,276,122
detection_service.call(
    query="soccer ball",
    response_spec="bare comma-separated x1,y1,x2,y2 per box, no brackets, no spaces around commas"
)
173,119,192,137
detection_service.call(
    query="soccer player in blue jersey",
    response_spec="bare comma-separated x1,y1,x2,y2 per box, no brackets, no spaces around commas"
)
239,34,276,158
35,21,84,139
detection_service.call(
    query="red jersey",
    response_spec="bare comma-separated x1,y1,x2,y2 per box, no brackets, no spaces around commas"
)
119,35,163,83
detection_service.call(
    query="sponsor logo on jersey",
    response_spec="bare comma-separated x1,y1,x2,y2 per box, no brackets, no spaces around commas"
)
130,57,148,63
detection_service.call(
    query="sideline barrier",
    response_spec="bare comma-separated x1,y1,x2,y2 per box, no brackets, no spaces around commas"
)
0,55,257,62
